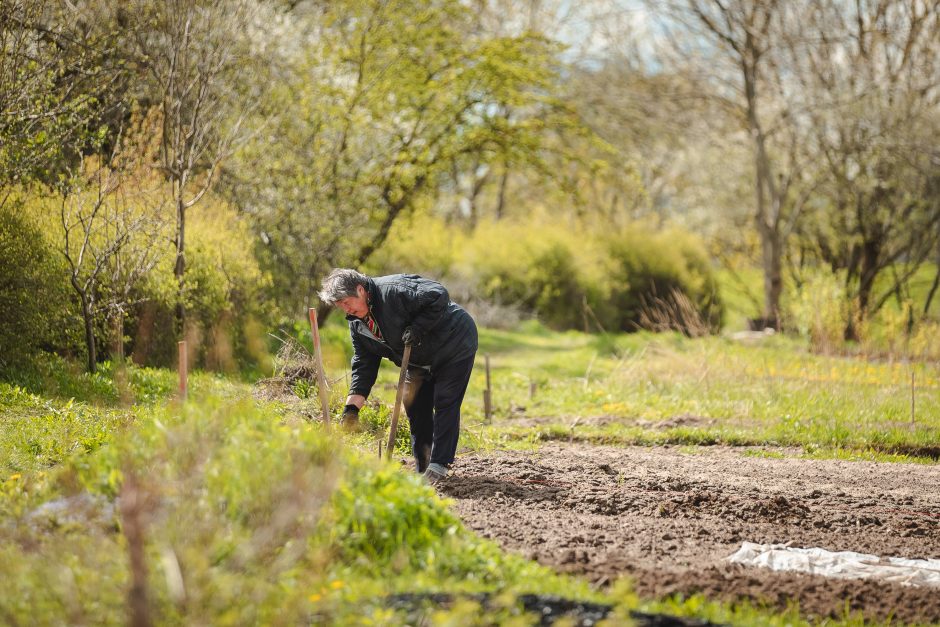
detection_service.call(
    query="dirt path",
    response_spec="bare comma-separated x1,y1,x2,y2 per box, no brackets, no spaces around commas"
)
439,444,940,624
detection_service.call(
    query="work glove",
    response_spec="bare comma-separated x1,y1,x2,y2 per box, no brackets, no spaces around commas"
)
341,404,361,430
401,326,421,346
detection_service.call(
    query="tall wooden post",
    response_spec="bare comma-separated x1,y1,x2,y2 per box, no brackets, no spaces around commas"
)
177,341,187,401
309,309,331,428
483,354,492,423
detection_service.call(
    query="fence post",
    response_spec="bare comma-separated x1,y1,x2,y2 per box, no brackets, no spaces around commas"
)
177,341,187,401
309,309,331,428
483,354,492,423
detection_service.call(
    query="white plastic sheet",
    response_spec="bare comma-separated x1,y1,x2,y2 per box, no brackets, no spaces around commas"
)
726,542,940,588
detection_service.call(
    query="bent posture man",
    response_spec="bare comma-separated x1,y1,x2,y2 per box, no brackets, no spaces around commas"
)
318,269,478,482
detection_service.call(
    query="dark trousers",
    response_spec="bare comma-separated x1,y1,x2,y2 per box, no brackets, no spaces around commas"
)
403,354,475,470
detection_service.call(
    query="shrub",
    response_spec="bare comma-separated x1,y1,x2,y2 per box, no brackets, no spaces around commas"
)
370,215,723,333
599,227,722,334
457,220,605,330
0,201,80,368
124,198,276,372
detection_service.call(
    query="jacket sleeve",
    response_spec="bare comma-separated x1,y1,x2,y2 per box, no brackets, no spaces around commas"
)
406,279,450,335
348,330,381,397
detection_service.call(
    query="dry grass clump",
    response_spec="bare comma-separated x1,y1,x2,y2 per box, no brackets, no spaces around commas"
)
253,336,321,401
637,289,714,338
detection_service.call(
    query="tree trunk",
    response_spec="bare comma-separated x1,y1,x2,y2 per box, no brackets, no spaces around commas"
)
923,253,940,317
758,222,783,329
80,292,97,374
495,164,509,221
845,239,881,341
112,311,125,363
742,47,782,329
174,194,186,334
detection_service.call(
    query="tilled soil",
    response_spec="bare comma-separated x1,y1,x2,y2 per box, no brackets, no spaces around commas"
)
438,444,940,624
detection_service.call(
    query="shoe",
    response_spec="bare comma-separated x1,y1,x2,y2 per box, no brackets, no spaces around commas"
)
423,463,448,485
415,442,432,473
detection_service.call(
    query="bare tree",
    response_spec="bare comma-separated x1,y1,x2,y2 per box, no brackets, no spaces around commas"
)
129,0,256,333
646,0,818,328
789,0,940,337
59,138,166,374
0,0,127,200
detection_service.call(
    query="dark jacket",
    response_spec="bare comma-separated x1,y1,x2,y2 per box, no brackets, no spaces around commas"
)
347,274,477,398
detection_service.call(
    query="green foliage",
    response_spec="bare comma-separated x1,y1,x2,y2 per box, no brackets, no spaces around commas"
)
0,371,601,625
1,397,338,624
602,227,722,333
88,195,278,372
228,0,580,314
1,352,120,404
179,200,276,371
463,221,591,330
786,268,849,351
329,465,459,568
0,381,123,477
781,266,940,360
0,201,79,364
0,0,117,188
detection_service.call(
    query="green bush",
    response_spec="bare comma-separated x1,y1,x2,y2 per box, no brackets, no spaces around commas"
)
371,216,723,333
602,228,723,334
0,201,80,367
123,198,277,373
462,221,722,333
329,465,459,568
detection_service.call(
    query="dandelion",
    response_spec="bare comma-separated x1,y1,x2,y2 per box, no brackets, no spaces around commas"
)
308,593,322,603
330,580,344,590
8,473,20,481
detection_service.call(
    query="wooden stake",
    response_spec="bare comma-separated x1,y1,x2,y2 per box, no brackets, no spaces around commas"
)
385,344,412,459
308,309,331,428
177,341,187,401
120,469,151,627
484,354,492,422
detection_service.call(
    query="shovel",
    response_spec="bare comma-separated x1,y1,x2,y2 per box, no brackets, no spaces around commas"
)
383,343,412,460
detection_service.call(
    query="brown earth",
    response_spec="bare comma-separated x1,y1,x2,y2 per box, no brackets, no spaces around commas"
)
437,444,940,624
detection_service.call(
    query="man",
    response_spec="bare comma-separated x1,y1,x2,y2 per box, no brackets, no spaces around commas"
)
318,269,478,483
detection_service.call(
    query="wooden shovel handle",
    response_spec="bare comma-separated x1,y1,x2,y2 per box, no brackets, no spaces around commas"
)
384,343,412,460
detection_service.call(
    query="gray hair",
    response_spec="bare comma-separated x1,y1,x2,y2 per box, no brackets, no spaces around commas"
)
318,268,369,304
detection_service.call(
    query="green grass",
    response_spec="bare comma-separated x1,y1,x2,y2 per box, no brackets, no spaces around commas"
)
442,326,940,462
312,319,939,461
